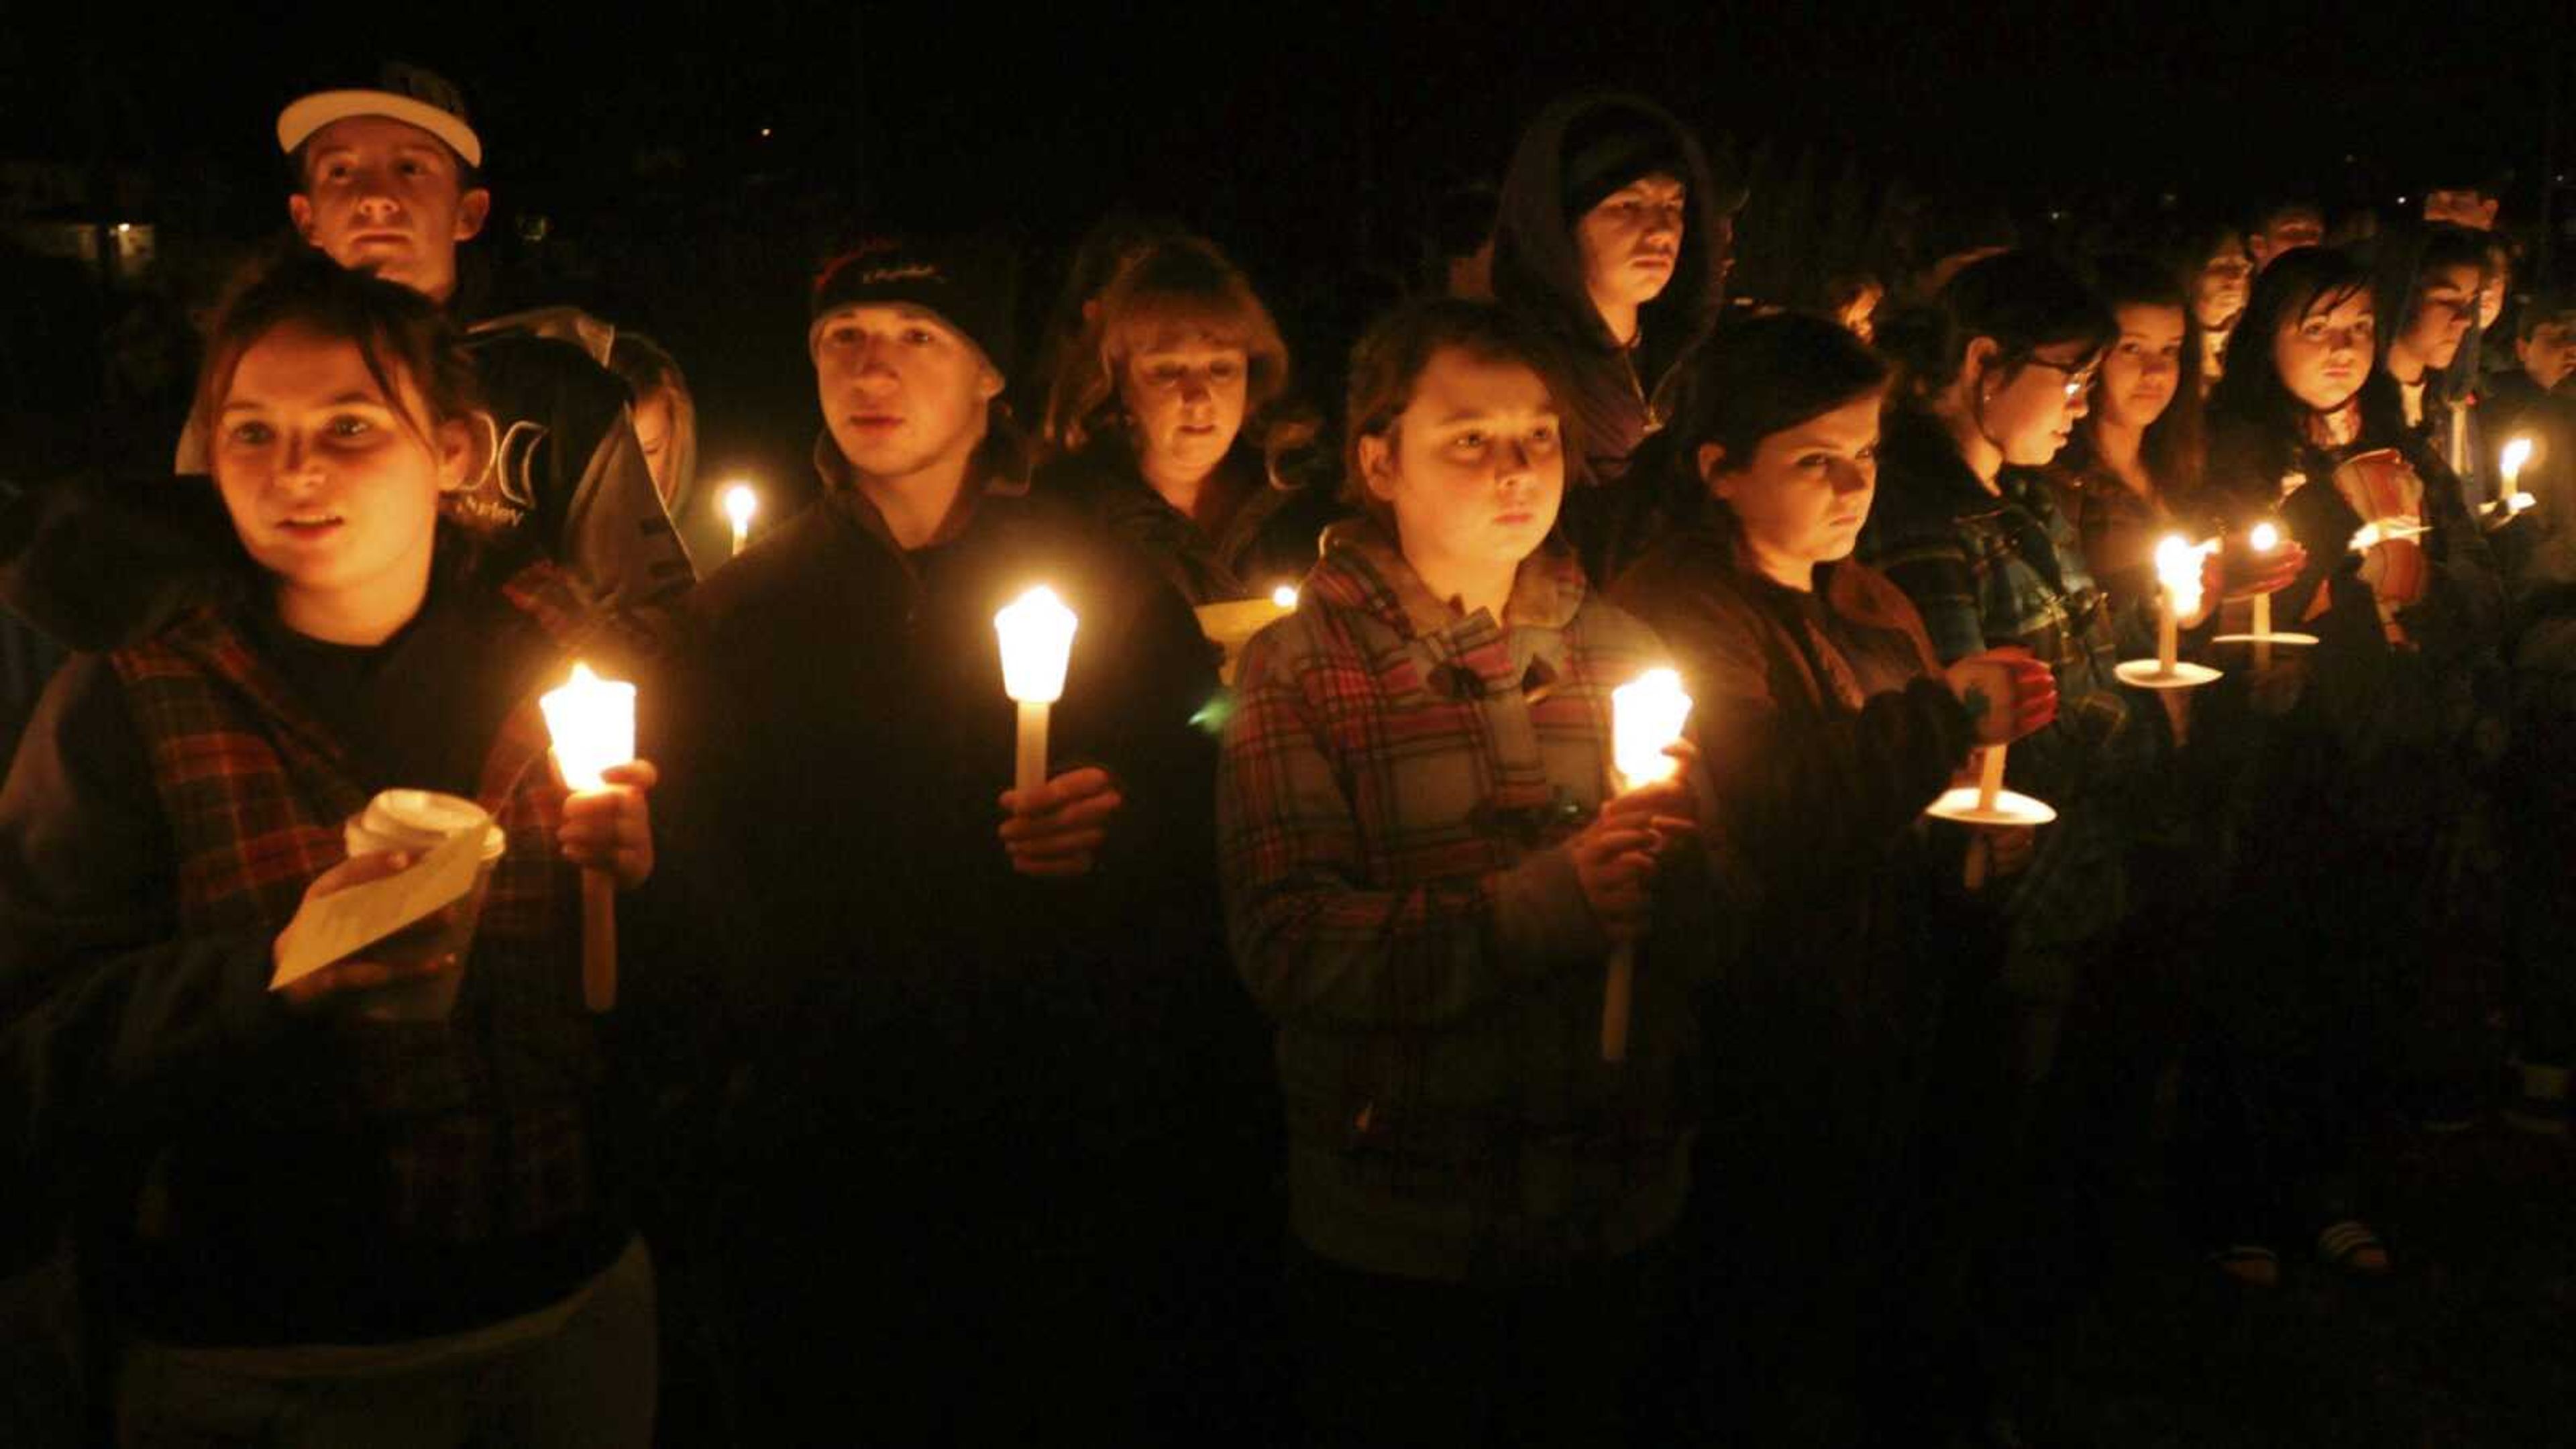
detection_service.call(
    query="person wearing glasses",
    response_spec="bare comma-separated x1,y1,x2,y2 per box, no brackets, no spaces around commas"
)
1859,250,2155,1437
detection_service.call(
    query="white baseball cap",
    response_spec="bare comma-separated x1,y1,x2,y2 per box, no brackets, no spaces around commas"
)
276,62,483,170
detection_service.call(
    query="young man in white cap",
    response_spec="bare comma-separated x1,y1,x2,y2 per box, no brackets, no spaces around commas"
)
655,233,1263,1442
175,62,694,625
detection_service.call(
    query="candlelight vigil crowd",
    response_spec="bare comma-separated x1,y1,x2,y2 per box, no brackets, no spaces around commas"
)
7,55,2576,1449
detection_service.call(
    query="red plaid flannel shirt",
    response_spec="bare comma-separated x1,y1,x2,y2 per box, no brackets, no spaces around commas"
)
107,564,621,1245
1218,521,1697,1278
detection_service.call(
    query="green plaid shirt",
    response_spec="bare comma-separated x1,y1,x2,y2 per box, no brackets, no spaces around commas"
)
1861,412,2141,953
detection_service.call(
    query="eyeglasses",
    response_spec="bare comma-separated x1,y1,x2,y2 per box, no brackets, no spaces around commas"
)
2017,353,2100,401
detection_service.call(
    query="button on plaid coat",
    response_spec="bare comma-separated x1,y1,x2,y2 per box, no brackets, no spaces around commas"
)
1218,519,1702,1282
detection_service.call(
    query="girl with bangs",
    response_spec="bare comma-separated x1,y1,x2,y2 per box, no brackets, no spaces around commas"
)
1219,297,1703,1446
1,248,661,1444
2182,246,2504,1286
2051,253,2212,629
1036,235,1343,606
1611,311,2057,1444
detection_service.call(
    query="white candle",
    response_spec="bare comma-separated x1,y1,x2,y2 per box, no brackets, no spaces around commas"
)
541,661,637,792
1975,743,2008,814
540,661,637,1012
1601,667,1693,1065
2152,535,2199,677
2249,522,2280,667
995,586,1079,798
722,483,759,558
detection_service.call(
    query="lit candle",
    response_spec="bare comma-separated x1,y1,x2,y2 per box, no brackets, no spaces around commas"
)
2502,435,2532,496
1601,667,1693,1065
2152,533,2206,678
2249,521,2279,668
722,482,759,558
540,661,637,1012
995,586,1079,798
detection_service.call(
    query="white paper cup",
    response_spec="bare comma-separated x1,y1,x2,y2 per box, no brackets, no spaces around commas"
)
341,790,508,1022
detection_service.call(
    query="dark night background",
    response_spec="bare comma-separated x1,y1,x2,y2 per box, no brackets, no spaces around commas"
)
9,7,2576,1446
7,1,2572,501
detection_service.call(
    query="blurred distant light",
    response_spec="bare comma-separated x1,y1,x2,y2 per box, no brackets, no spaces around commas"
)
760,126,774,139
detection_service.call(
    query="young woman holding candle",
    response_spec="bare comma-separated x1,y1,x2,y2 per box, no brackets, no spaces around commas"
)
2188,244,2506,1282
1858,251,2178,1425
1860,251,2133,1042
1608,311,2057,1444
1218,297,1701,1446
0,249,662,1444
1036,234,1343,606
2051,254,2209,637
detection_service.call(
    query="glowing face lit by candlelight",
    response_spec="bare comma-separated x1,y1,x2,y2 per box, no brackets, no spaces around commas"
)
2518,319,2576,393
1357,346,1565,588
1974,337,2095,468
211,323,474,637
2193,233,2252,333
632,390,677,505
1120,337,1248,488
1576,173,1686,321
2392,262,2481,374
1700,391,1880,589
288,115,490,303
2273,288,2375,412
812,304,1002,486
2098,304,2186,434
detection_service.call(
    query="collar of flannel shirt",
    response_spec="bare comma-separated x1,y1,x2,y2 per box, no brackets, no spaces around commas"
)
1312,516,1587,641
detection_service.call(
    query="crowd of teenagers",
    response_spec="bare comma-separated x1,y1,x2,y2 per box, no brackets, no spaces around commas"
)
4,60,2575,1449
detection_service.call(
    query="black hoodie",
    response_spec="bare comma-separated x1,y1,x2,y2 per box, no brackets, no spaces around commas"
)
1492,91,1729,492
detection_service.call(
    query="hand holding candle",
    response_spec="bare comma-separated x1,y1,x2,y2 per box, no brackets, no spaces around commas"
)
2115,535,2223,691
2212,520,2312,666
541,661,639,1012
722,482,759,558
1600,667,1694,1065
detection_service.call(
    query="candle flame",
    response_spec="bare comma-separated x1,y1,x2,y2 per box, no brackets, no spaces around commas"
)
1271,584,1299,609
2250,521,2280,554
2502,436,2534,484
722,483,758,530
2154,534,2215,617
995,586,1081,704
540,659,638,793
1611,666,1694,786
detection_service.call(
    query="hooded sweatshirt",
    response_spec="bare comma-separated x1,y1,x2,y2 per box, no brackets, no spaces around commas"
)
1492,92,1729,496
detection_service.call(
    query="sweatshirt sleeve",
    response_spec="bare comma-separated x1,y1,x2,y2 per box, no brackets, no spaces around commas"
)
0,657,297,1218
1638,586,1972,906
1216,625,1605,1031
561,408,698,636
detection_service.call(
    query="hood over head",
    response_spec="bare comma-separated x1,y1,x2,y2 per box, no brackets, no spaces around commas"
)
1492,90,1739,355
